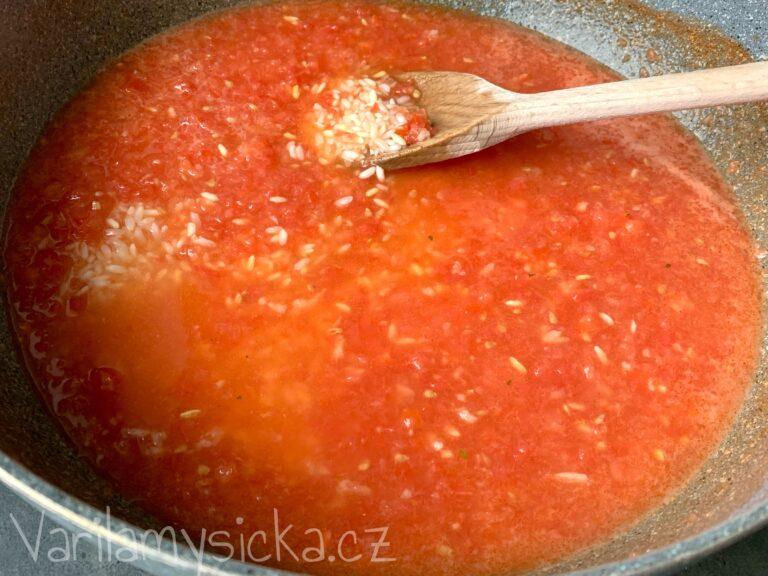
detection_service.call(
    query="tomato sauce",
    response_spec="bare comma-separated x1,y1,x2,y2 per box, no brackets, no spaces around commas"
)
3,1,762,575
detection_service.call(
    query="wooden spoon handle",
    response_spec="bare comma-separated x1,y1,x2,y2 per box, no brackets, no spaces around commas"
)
506,61,768,131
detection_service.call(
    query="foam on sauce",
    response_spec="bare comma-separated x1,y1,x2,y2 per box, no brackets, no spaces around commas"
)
3,1,762,575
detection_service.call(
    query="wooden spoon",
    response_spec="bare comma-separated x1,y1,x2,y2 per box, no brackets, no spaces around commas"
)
366,61,768,170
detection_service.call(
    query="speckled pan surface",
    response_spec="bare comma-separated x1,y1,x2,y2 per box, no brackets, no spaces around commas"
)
0,0,765,575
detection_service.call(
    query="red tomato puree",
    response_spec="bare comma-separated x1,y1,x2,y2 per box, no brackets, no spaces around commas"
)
3,1,762,575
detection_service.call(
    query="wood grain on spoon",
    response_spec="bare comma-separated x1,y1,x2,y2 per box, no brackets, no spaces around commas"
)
366,61,768,170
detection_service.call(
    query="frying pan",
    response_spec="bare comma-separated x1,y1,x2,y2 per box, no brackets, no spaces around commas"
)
0,0,766,575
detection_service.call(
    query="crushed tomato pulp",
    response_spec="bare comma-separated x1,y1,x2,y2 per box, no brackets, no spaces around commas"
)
3,1,762,575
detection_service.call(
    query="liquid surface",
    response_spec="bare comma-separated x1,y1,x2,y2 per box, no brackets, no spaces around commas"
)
3,1,762,574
